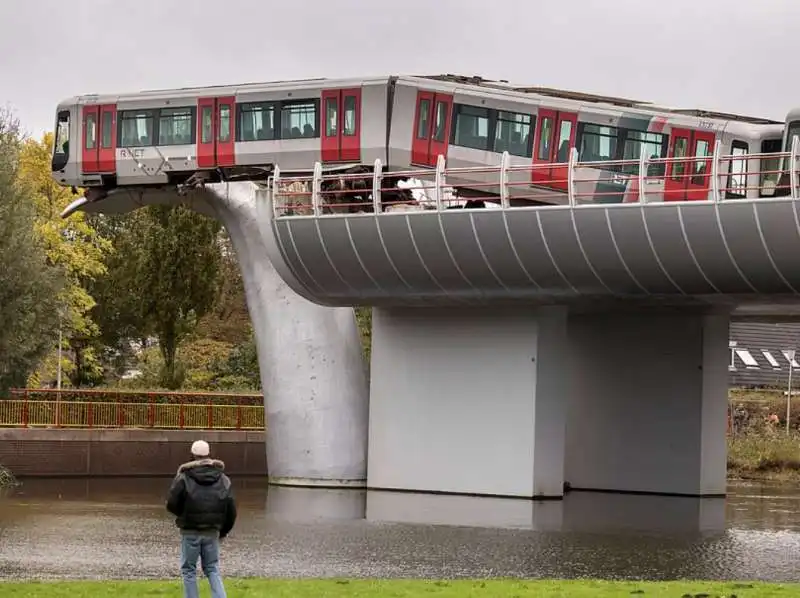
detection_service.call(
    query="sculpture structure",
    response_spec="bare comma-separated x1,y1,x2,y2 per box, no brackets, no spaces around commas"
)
63,182,370,488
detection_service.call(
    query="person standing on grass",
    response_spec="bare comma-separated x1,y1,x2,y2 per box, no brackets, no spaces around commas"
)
166,439,237,598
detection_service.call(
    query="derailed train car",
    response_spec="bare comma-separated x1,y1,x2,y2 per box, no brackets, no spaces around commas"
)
49,73,793,205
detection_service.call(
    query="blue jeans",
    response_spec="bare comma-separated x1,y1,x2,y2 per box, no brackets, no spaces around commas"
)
180,532,227,598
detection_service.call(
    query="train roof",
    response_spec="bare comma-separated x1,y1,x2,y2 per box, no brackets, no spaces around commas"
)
60,72,785,127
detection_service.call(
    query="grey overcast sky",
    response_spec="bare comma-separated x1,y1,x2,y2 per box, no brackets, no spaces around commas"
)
2,0,798,137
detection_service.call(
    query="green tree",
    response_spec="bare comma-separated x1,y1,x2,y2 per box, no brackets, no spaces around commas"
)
0,110,63,394
103,206,223,389
18,132,111,387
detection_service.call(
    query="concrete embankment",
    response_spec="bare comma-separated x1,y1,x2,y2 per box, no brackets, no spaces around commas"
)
0,428,266,476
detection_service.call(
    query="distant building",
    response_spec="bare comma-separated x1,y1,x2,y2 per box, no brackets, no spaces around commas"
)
729,322,800,388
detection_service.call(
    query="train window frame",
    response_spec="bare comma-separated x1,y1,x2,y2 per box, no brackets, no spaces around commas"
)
101,110,113,149
620,129,668,177
157,106,196,146
452,103,491,152
725,140,749,199
537,116,554,160
690,138,711,186
200,107,213,144
280,99,320,140
84,111,97,150
237,101,276,142
671,136,689,181
118,109,156,148
493,110,534,158
576,122,618,166
325,96,338,137
51,110,71,171
432,100,449,143
759,138,782,197
218,104,232,144
343,95,357,137
416,99,431,139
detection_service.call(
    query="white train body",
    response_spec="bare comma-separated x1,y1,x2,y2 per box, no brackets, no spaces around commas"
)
50,74,795,204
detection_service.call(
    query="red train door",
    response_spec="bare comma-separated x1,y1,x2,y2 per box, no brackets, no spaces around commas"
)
197,96,236,169
81,105,99,174
665,128,715,201
411,90,453,167
98,104,117,173
321,87,362,162
532,108,577,191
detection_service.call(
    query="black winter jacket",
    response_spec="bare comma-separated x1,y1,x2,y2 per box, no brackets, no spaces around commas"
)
166,458,237,538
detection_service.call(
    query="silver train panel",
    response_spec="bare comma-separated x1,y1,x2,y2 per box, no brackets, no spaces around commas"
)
266,199,800,307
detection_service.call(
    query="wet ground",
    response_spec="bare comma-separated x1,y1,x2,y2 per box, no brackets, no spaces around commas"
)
1,477,800,581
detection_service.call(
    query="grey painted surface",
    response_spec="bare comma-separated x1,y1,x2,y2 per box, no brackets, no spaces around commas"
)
62,183,370,488
268,199,800,307
565,311,729,496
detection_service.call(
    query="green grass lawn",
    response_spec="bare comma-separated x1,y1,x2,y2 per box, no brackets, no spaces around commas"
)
3,579,800,597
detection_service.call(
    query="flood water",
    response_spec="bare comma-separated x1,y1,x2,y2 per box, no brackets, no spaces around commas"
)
1,477,800,582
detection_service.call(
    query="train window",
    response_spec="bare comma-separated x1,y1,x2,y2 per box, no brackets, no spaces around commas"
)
282,101,317,139
325,97,338,137
119,110,155,147
201,107,213,144
85,112,96,150
726,140,749,198
53,111,70,158
101,111,113,149
158,107,194,146
239,102,275,141
690,139,710,185
453,104,490,151
578,124,617,164
417,99,431,139
671,137,688,181
555,120,572,162
493,111,533,158
219,105,231,143
433,101,448,143
785,121,800,152
760,138,782,197
621,130,667,176
537,117,553,159
343,95,356,136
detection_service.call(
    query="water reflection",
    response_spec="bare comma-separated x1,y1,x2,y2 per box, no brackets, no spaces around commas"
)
0,478,799,581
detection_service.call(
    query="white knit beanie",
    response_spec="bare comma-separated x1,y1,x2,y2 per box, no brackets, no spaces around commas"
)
191,439,210,457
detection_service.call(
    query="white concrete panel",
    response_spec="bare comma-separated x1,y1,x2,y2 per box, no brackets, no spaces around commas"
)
367,306,569,498
565,310,730,496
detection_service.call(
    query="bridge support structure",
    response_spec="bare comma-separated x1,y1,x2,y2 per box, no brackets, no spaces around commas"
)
367,306,729,499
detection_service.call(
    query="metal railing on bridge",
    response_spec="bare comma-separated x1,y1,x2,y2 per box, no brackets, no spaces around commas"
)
0,389,265,430
270,137,800,216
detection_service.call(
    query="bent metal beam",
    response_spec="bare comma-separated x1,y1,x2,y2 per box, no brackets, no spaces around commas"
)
62,182,370,488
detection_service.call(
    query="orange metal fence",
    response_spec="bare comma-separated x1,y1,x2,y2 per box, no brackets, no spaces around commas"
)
0,400,265,430
8,388,263,406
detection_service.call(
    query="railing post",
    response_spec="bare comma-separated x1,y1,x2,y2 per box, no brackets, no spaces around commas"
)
207,403,213,430
22,389,28,428
147,397,155,428
116,397,123,427
711,139,722,202
791,135,799,201
500,151,510,209
372,158,383,213
567,147,578,206
434,154,446,211
236,404,242,430
312,161,322,216
87,402,94,429
638,152,648,203
179,401,185,429
271,166,281,219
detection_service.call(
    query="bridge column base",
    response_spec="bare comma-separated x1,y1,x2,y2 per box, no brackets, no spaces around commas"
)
564,310,729,497
367,305,570,499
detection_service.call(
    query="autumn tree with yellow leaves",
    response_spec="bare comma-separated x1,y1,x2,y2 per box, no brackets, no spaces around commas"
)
17,132,111,386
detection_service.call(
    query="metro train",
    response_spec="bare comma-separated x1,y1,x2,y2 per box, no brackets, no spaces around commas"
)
49,73,797,205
